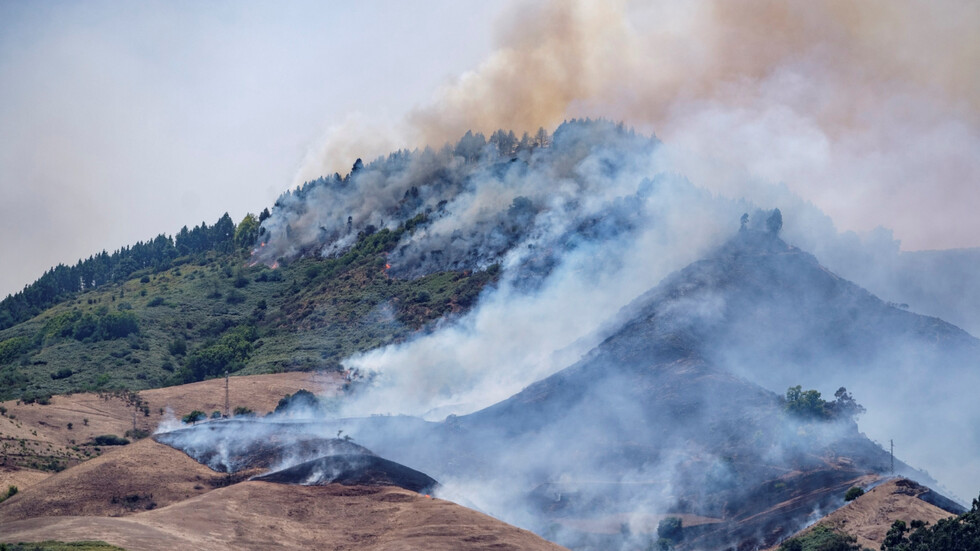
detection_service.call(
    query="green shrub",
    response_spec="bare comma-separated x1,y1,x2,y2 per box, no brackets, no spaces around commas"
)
167,337,187,356
50,367,73,380
0,337,32,365
880,493,980,550
0,484,17,503
657,517,683,542
275,389,321,414
90,434,129,446
181,410,206,424
778,525,861,551
844,486,864,501
21,391,52,405
180,325,257,383
125,428,149,440
225,290,246,304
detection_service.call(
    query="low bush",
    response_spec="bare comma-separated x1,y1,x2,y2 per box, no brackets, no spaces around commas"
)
89,434,129,446
182,410,206,424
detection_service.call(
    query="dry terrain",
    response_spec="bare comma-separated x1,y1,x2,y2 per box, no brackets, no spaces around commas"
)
766,477,958,550
0,372,567,550
0,438,224,520
0,372,339,486
2,479,566,550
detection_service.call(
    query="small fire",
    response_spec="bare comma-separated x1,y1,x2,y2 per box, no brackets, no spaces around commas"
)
271,261,279,270
260,242,266,247
385,263,391,271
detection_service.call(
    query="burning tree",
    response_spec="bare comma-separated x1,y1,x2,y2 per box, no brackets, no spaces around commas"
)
766,208,783,235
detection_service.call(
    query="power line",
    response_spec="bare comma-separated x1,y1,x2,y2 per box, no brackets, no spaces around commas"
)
890,439,894,474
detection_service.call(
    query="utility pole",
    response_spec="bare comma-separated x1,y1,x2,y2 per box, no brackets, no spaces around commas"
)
224,371,230,418
890,439,894,474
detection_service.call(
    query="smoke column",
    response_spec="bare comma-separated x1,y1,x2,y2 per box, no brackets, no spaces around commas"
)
252,0,980,514
299,0,980,252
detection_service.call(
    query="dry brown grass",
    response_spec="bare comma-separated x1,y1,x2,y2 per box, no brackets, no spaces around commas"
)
138,371,340,420
0,372,567,550
0,466,48,492
0,372,340,481
765,477,957,550
0,438,222,520
1,481,567,550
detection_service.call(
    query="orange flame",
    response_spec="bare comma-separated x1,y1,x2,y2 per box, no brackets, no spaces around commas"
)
271,261,279,270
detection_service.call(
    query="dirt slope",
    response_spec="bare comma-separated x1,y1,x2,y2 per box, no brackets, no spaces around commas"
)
0,371,338,481
767,478,958,550
0,438,223,520
1,482,568,551
0,466,48,491
138,371,340,418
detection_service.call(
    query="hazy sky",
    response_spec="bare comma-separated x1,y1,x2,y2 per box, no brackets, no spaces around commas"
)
0,1,501,298
2,0,978,299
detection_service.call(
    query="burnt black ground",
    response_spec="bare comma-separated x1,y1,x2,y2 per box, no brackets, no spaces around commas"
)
254,453,437,493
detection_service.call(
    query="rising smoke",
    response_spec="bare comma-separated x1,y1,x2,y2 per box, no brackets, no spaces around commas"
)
300,0,980,253
160,2,980,548
220,117,980,551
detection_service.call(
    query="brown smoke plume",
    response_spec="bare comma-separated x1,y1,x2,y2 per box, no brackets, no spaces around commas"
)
301,0,980,249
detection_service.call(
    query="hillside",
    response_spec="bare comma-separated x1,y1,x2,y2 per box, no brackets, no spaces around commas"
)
769,478,961,550
2,222,976,550
2,120,657,404
0,213,497,403
286,227,976,550
1,482,567,551
0,371,338,478
0,409,566,551
2,121,979,550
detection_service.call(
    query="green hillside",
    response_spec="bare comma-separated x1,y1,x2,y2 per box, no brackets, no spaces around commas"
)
0,214,497,402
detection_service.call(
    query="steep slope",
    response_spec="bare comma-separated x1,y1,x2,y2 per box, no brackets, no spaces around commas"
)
0,438,222,521
605,229,980,497
329,228,975,550
770,478,962,550
2,120,655,404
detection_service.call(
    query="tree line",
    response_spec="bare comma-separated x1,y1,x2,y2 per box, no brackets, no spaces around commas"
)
0,212,255,330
